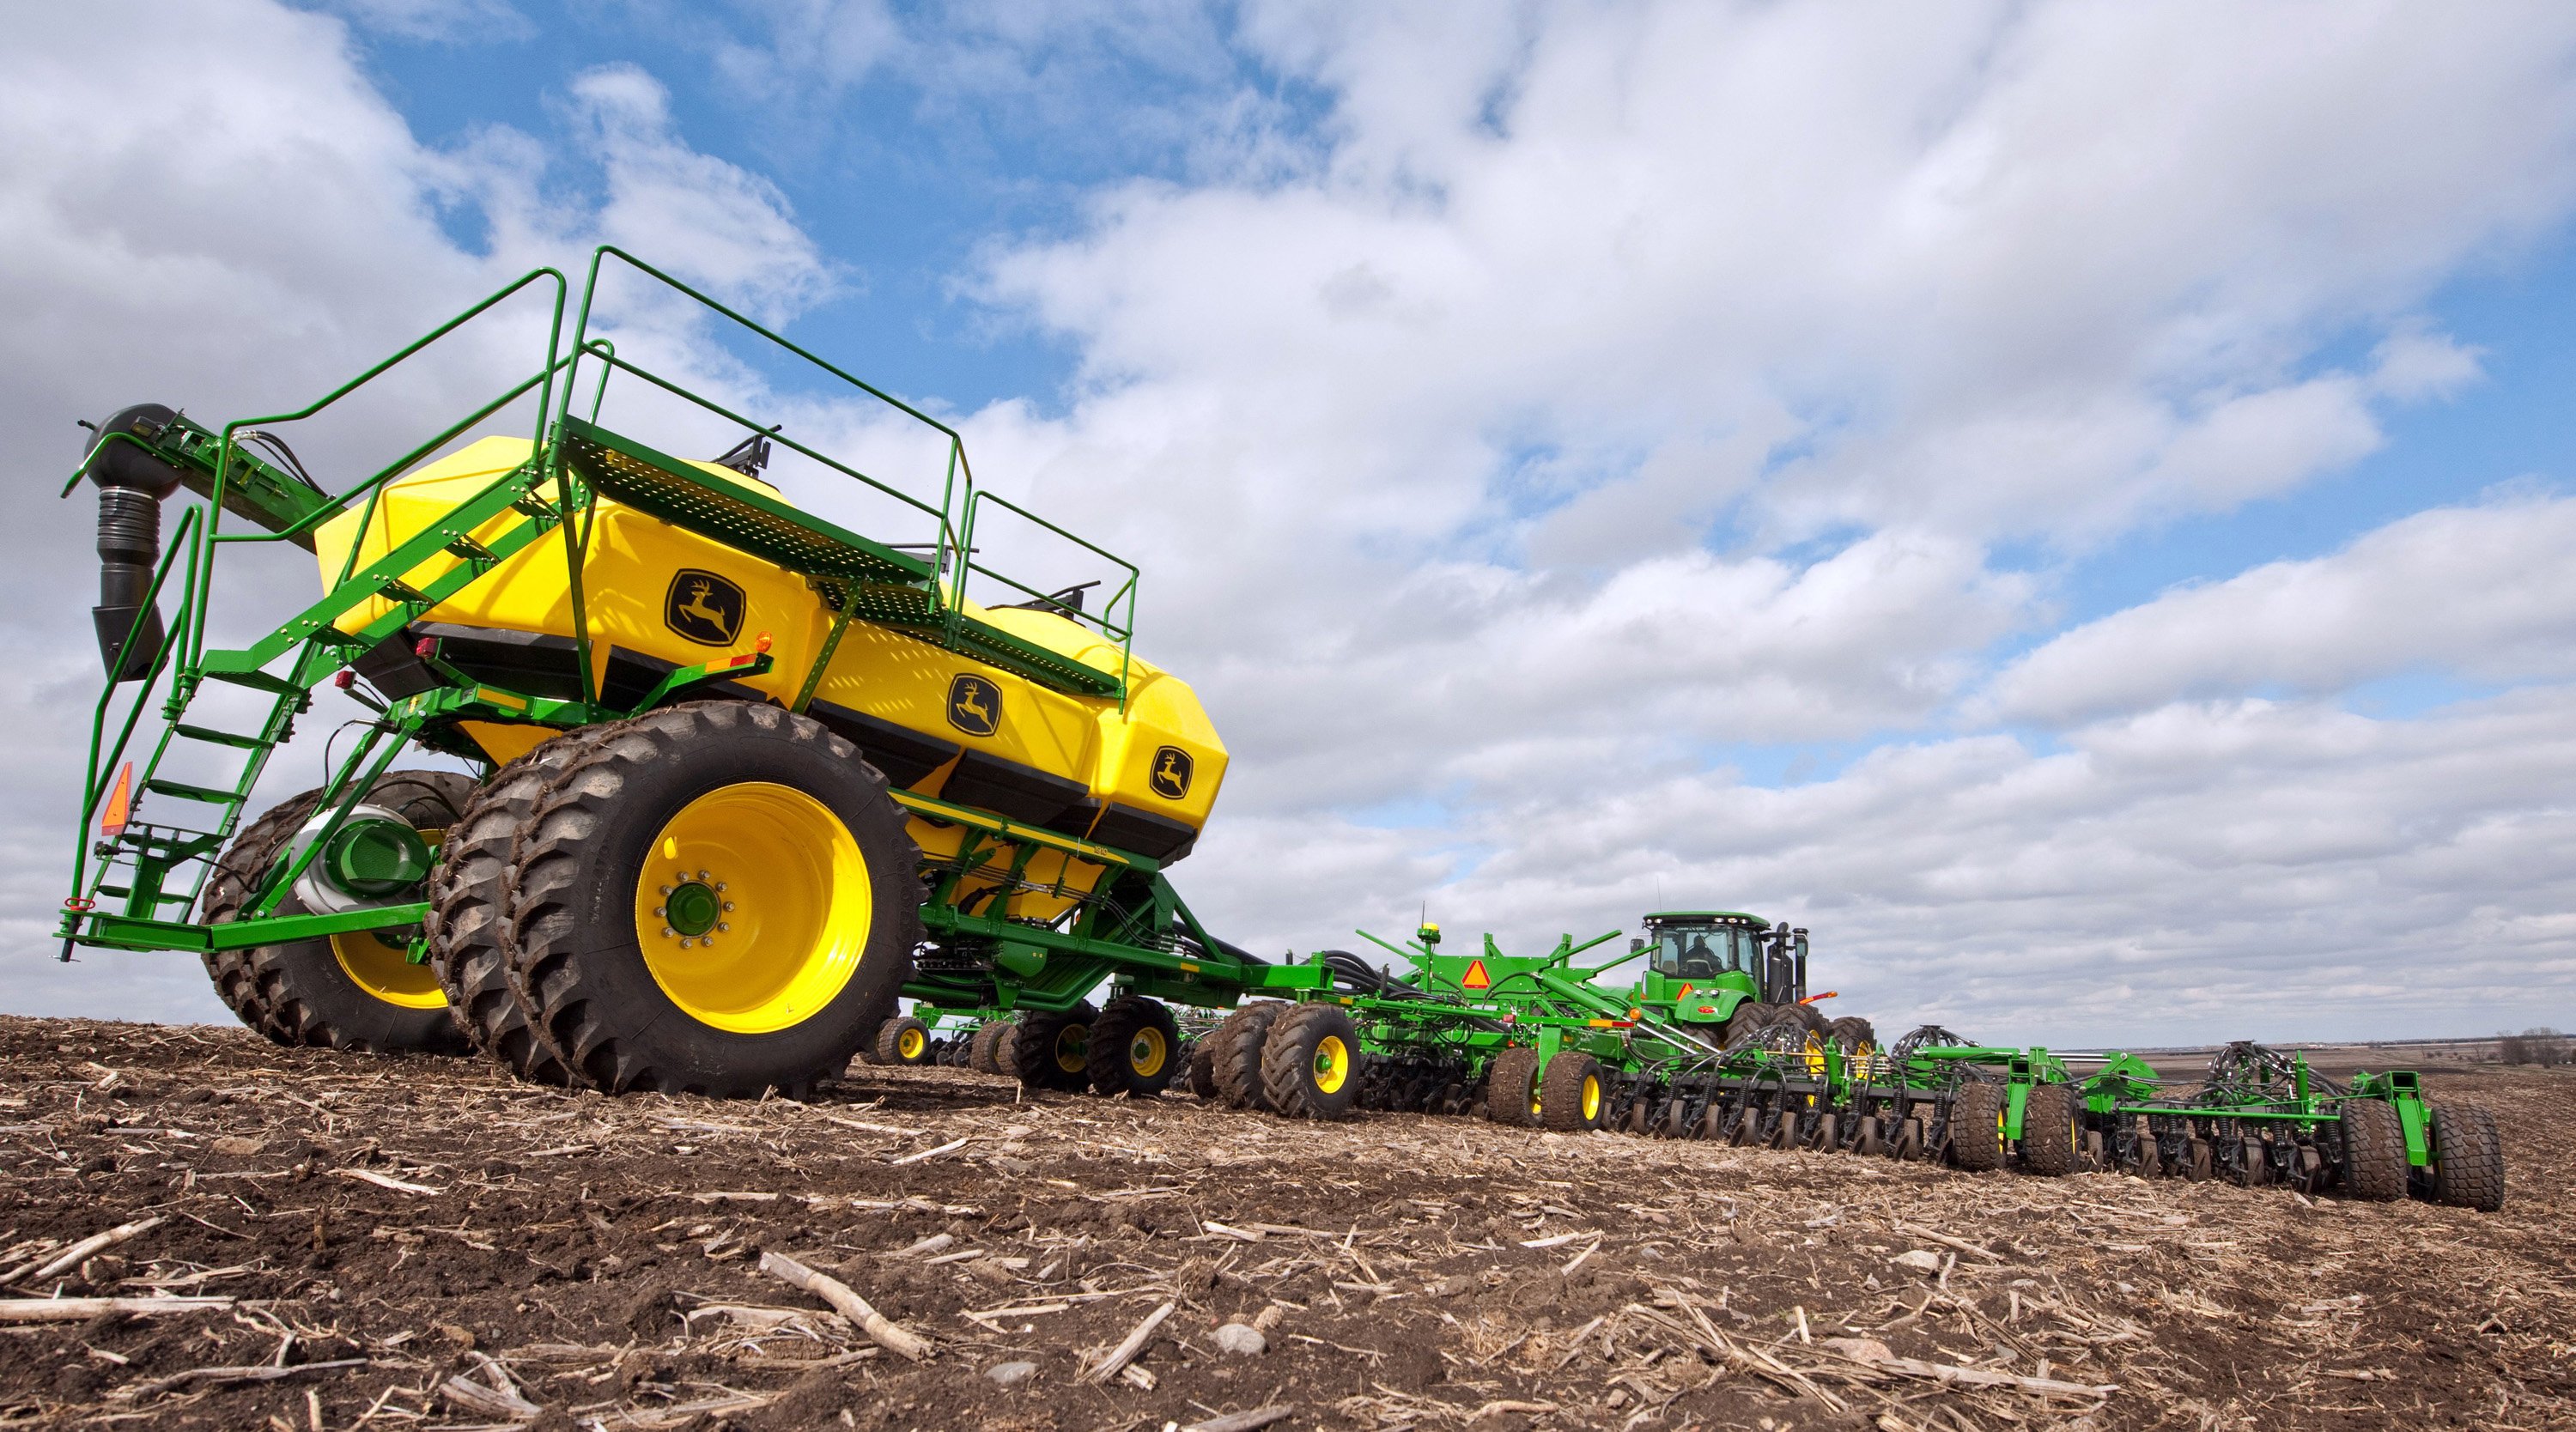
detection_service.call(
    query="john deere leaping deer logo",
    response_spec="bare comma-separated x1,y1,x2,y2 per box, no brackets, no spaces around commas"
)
664,569,746,646
1149,745,1194,800
946,674,1002,737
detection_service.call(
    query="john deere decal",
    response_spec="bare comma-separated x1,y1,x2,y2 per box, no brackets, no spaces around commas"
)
664,569,746,646
1149,744,1194,800
947,674,1002,737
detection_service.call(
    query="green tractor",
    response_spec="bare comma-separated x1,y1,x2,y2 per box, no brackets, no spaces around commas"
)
1623,911,1874,1055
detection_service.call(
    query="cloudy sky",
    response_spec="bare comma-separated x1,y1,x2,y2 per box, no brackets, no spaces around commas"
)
8,0,2576,1047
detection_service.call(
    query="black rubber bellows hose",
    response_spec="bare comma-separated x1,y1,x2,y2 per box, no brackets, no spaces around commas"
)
85,403,187,682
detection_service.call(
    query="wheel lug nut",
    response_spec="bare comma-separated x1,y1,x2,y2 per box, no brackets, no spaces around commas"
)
722,901,734,912
660,926,673,938
715,882,726,891
653,905,667,917
659,885,672,895
717,922,730,932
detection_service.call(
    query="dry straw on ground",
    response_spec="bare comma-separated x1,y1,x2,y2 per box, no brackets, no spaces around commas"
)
0,1015,2565,1429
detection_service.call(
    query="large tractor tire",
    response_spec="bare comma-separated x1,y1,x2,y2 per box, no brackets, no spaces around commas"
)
1004,1003,1099,1091
1719,1002,1773,1047
1826,1016,1876,1058
204,771,477,1055
1187,1037,1220,1099
1948,1082,2007,1171
425,746,583,1086
1539,1053,1606,1132
1261,1003,1363,1120
1087,996,1181,1098
2020,1084,2082,1176
2340,1099,2409,1201
1722,1010,1779,1053
502,701,922,1097
1206,1001,1287,1110
1483,1047,1541,1127
874,1016,931,1066
2430,1103,2505,1212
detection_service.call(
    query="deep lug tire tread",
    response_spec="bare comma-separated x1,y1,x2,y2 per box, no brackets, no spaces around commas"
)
1003,1003,1099,1091
874,1015,930,1066
206,772,477,1055
1949,1083,2007,1171
425,745,586,1086
2340,1098,2408,1201
501,701,923,1097
1206,1002,1286,1110
1260,1003,1363,1120
2020,1084,2081,1176
1086,995,1180,1098
2430,1102,2506,1212
1483,1047,1541,1127
969,1022,1009,1075
1539,1052,1603,1132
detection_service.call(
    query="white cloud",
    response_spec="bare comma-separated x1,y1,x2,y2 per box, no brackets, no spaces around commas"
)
7,0,2576,1052
1982,490,2576,725
0,5,837,1024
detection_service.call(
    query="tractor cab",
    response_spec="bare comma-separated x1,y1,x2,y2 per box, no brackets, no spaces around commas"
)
1629,912,1806,1026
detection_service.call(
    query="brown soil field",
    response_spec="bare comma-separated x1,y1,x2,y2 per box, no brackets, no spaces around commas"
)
0,1016,2567,1432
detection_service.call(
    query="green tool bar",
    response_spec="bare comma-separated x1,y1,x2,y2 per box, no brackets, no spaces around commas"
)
2113,1104,2346,1122
77,903,431,954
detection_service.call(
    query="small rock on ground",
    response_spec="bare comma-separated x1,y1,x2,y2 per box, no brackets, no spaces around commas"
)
1213,1323,1267,1356
985,1360,1037,1387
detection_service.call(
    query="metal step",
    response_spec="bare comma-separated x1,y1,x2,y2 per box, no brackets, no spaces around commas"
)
143,778,243,805
195,659,306,696
172,724,270,750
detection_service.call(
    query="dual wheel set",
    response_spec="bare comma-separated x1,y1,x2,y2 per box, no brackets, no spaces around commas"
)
861,994,1188,1101
202,703,925,1097
881,999,1369,1120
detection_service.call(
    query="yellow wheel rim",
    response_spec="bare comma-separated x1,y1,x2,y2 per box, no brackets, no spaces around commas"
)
1054,1022,1091,1073
630,781,872,1035
1128,1026,1169,1077
1312,1034,1350,1094
898,1027,926,1060
331,929,447,1010
1581,1074,1601,1122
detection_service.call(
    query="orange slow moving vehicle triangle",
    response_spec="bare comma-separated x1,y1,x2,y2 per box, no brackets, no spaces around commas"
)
1461,958,1491,991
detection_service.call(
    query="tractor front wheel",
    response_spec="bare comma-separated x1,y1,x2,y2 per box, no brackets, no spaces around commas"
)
502,701,921,1097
